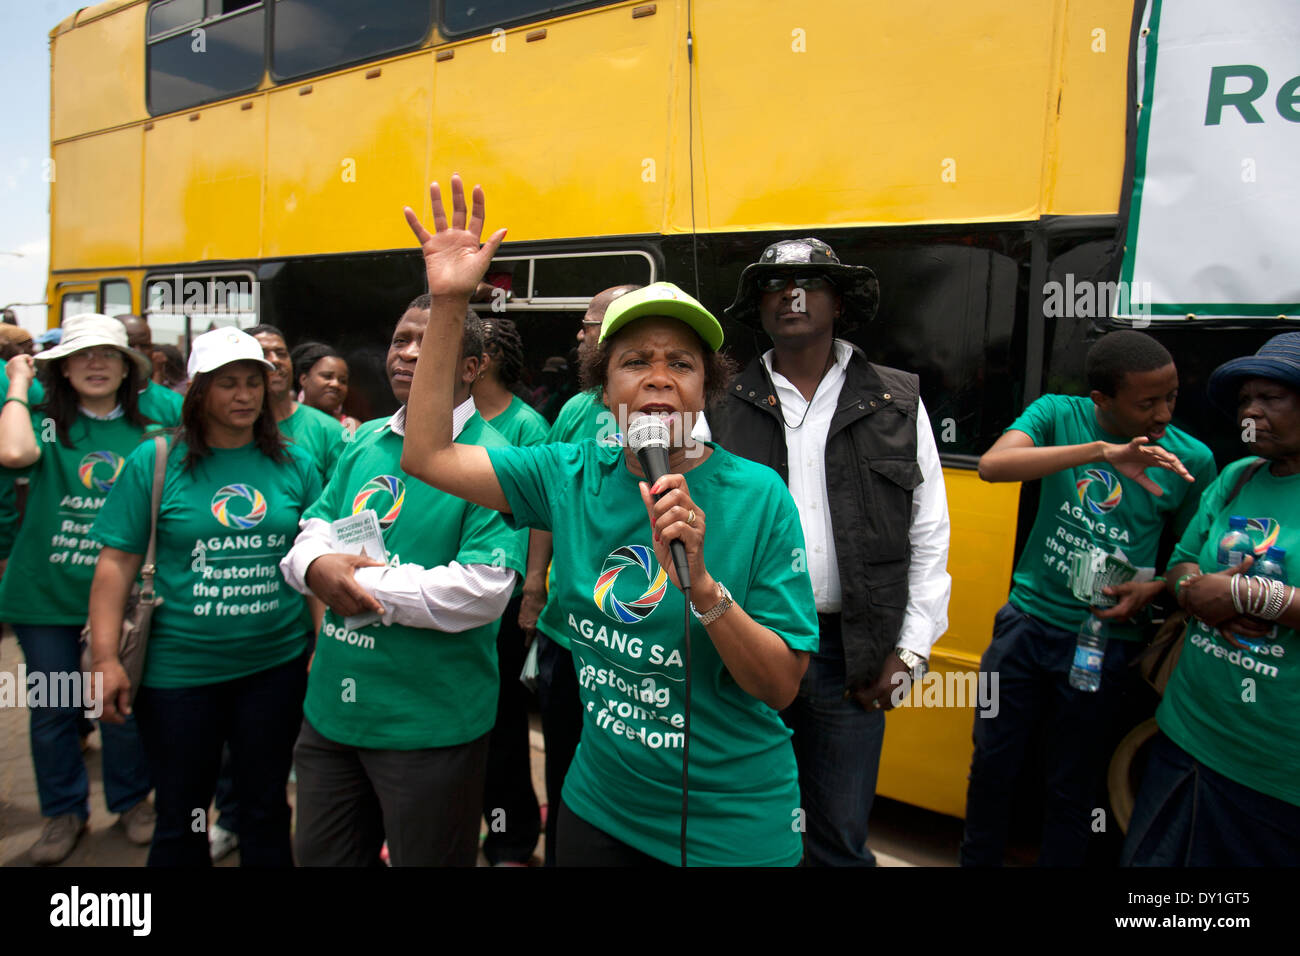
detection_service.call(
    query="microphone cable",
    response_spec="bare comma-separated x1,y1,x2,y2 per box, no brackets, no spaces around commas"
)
680,587,692,868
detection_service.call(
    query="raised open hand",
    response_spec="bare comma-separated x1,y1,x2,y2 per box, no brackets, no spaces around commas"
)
1101,437,1192,495
402,174,507,300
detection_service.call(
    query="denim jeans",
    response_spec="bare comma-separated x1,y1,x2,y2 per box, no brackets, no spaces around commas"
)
961,602,1139,866
15,624,151,820
133,646,308,866
780,613,886,867
1122,732,1300,866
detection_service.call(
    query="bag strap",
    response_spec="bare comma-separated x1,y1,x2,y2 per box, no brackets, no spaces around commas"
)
140,435,168,602
1224,457,1268,506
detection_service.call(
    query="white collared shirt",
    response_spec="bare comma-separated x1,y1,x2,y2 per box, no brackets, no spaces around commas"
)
280,396,518,631
698,341,951,659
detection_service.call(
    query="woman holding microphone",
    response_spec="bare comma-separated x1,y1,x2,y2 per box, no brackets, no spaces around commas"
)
400,177,819,866
89,327,322,867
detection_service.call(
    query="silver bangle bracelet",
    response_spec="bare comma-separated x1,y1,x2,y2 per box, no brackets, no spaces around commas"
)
1231,574,1245,615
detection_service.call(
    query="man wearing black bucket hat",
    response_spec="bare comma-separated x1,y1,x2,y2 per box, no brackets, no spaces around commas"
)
703,238,952,866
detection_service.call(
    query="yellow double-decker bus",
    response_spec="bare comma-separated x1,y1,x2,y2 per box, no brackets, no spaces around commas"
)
49,0,1283,824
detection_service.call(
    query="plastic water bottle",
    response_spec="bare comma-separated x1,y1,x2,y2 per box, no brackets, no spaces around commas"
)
1255,546,1288,643
1217,516,1253,568
1069,614,1108,692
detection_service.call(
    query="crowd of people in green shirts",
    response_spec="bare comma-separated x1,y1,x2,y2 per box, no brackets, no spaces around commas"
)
2,187,1298,867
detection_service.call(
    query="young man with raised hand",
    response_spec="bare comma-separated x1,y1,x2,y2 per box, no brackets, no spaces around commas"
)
962,329,1217,866
280,296,525,866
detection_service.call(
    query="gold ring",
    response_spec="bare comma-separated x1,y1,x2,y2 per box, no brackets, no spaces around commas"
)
686,509,696,526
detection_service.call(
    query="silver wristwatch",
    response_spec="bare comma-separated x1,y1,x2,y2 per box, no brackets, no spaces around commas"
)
691,582,734,625
895,647,928,681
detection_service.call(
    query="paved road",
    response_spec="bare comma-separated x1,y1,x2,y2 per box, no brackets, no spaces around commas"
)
0,630,963,867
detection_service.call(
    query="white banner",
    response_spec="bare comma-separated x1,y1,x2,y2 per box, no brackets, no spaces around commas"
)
1120,0,1300,318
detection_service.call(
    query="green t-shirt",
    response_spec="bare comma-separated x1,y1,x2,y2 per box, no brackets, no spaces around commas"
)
1157,457,1300,806
547,388,620,445
536,390,622,648
487,440,819,866
301,412,526,750
486,394,549,448
1006,394,1217,639
485,395,548,598
0,413,156,624
0,368,42,561
280,403,345,484
92,438,321,688
138,380,183,428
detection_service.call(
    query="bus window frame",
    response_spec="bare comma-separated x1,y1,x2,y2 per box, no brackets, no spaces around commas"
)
477,250,657,311
145,0,269,117
144,268,260,354
56,283,100,321
268,0,435,84
437,0,623,41
100,278,133,317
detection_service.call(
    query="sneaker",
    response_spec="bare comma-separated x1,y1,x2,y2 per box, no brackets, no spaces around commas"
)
29,814,87,865
209,822,239,862
118,800,156,846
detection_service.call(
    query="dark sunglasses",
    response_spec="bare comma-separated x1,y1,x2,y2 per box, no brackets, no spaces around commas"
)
759,274,835,293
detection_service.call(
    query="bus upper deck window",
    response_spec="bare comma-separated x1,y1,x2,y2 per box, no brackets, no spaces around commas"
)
146,1,266,115
271,0,432,81
440,1,611,38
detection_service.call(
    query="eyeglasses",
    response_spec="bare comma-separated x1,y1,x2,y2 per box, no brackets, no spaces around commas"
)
68,346,124,363
759,274,835,293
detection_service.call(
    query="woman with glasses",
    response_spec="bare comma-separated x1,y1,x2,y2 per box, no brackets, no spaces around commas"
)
0,314,160,865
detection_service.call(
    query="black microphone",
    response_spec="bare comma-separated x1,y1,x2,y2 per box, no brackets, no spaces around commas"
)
628,414,691,591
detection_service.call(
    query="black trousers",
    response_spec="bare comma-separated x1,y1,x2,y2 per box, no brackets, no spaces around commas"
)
293,718,490,867
555,799,669,867
481,593,541,864
537,632,583,867
134,648,308,867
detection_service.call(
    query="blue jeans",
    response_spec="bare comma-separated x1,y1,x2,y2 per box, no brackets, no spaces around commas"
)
133,646,308,866
780,613,886,867
14,624,151,820
1122,732,1300,866
961,602,1139,866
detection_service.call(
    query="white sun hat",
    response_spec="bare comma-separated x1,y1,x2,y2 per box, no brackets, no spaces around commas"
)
35,313,153,380
187,326,276,378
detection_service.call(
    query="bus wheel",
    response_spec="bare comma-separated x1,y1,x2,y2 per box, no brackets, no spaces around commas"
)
1107,717,1160,835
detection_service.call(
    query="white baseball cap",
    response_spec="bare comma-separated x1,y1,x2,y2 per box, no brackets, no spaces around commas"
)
188,327,276,378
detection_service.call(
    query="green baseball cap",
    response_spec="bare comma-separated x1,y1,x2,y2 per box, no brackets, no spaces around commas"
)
598,282,724,351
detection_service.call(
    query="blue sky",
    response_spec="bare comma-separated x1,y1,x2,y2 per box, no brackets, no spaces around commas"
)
0,2,82,333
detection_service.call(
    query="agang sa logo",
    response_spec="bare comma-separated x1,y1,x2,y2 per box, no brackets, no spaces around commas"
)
1075,468,1122,516
78,451,125,492
593,545,668,624
352,475,405,529
211,484,267,529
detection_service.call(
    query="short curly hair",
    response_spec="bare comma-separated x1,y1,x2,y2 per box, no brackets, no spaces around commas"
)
579,319,735,407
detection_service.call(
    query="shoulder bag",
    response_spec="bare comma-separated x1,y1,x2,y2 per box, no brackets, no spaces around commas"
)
80,434,168,704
